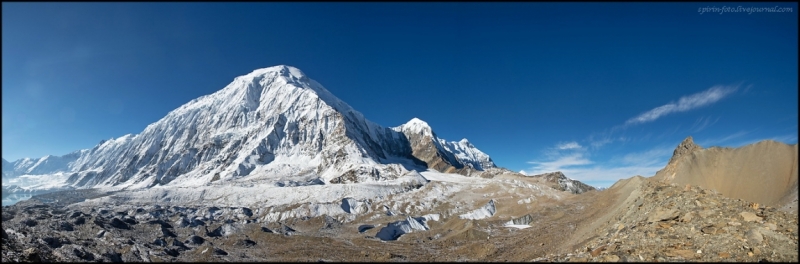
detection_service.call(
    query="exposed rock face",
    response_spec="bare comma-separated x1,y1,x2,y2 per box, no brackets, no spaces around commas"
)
530,171,596,194
667,136,702,165
391,118,496,176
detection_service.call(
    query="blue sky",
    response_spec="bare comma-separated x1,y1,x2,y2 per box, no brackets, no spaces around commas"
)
3,3,797,187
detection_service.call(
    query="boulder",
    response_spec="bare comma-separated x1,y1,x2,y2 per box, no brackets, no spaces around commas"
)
153,238,168,247
72,247,95,261
740,212,762,222
109,218,131,230
236,239,257,247
161,227,177,238
42,236,68,248
102,251,123,262
58,221,75,232
23,247,42,262
20,219,38,227
323,215,342,229
122,217,137,225
647,208,679,223
164,248,180,257
185,235,205,245
175,217,190,228
148,219,173,229
172,239,190,250
213,248,228,256
68,211,83,218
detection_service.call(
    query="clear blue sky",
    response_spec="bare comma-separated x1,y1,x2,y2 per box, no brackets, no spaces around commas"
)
3,3,797,187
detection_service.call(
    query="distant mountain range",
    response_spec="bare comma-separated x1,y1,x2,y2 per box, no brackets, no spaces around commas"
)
3,65,523,191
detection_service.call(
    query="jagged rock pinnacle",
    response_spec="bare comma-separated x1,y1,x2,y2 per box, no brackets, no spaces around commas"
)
668,136,702,165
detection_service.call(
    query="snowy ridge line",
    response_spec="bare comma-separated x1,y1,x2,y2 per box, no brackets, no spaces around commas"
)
2,65,499,192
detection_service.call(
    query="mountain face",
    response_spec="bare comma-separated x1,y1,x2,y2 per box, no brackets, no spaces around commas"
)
391,118,495,175
3,65,500,190
530,171,596,194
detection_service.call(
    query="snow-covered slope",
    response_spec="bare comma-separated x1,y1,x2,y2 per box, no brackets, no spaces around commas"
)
3,65,500,191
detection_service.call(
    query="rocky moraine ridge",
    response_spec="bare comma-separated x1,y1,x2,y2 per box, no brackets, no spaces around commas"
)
3,195,335,262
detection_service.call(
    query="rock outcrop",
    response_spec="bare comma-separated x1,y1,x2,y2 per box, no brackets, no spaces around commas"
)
667,136,702,165
530,171,596,194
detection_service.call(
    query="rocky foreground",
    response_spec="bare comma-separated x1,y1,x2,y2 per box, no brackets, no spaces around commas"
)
538,178,799,262
2,175,797,262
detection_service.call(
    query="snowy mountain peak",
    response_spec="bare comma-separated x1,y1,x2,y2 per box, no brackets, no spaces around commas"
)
246,65,307,80
3,65,505,190
395,117,434,137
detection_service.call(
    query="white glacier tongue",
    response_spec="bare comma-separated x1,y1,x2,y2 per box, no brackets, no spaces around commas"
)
459,199,497,220
2,65,501,192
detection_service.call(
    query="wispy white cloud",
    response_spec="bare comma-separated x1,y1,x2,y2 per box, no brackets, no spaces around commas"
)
696,130,752,147
689,116,719,133
618,146,674,166
526,152,592,172
586,132,616,149
657,124,683,140
589,138,612,148
522,83,747,187
625,85,738,126
525,141,592,175
556,141,582,150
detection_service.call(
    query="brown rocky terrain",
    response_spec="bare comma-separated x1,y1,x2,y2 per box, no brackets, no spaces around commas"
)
655,137,798,213
2,137,797,262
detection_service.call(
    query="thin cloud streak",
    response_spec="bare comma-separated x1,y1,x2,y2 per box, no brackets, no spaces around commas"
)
689,116,719,133
696,130,752,147
557,141,582,150
625,85,738,126
526,153,592,172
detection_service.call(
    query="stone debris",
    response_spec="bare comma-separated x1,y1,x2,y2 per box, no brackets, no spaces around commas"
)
532,181,798,262
740,212,763,222
1,172,797,262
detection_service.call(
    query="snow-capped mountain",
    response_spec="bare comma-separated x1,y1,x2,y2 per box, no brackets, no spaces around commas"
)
391,118,495,175
3,65,501,190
